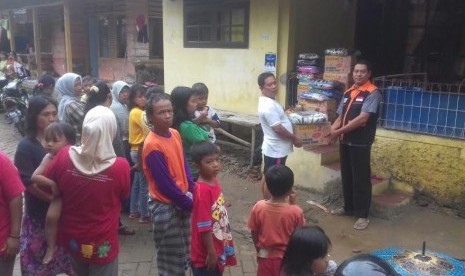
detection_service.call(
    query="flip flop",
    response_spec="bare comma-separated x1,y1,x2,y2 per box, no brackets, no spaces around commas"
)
330,207,353,216
139,217,151,224
118,225,135,235
354,218,370,230
128,213,140,219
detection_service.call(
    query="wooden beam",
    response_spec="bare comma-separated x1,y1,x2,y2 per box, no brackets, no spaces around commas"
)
7,11,15,51
32,8,42,77
63,0,72,72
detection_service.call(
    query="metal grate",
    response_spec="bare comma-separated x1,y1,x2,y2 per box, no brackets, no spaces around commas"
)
374,74,465,140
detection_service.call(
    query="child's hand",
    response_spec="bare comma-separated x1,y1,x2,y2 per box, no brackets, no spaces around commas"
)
205,251,218,271
51,183,60,197
131,162,142,172
289,189,296,205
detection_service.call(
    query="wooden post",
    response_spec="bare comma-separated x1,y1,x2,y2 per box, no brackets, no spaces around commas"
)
32,8,42,77
8,11,15,52
63,0,73,72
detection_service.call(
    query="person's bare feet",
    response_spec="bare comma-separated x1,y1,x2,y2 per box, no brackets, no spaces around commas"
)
42,246,57,264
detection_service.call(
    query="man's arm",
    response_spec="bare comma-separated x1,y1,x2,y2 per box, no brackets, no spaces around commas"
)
272,124,303,147
328,112,371,140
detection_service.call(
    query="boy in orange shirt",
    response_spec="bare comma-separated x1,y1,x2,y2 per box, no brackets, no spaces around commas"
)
247,165,305,276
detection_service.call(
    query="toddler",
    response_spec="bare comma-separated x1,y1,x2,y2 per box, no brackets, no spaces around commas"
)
31,122,77,264
192,83,220,143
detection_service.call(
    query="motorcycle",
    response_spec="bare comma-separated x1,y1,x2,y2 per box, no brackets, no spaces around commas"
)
1,78,28,136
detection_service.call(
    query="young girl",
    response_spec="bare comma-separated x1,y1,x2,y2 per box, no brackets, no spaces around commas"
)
31,122,77,265
32,75,55,97
128,84,150,223
281,226,337,276
171,86,208,179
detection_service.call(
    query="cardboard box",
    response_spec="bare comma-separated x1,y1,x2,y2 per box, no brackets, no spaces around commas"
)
323,72,351,91
293,122,331,148
324,55,352,73
298,98,337,117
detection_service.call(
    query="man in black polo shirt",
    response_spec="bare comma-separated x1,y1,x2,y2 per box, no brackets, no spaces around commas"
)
328,59,382,230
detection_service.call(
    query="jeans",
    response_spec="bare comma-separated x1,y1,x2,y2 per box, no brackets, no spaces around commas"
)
129,151,149,219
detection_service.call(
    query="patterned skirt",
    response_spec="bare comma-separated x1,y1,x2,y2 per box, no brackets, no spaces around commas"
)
20,214,74,276
149,201,191,276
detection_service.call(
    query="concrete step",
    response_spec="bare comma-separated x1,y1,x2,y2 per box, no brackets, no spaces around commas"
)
372,177,390,196
322,162,340,171
371,190,412,220
308,144,340,166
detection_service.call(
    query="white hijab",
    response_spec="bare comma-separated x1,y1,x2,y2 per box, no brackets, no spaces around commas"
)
69,106,117,176
57,73,82,121
110,81,130,140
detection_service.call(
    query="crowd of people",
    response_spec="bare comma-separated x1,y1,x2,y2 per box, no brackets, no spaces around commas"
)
0,60,390,276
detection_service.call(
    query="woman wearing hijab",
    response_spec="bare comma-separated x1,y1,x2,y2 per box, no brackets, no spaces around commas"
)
45,105,130,275
110,81,131,162
56,73,84,143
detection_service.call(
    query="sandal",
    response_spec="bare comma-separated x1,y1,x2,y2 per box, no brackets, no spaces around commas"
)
118,225,135,235
139,217,151,224
128,213,140,219
353,218,370,230
330,207,353,216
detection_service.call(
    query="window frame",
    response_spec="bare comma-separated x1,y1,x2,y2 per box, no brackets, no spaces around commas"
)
183,0,250,49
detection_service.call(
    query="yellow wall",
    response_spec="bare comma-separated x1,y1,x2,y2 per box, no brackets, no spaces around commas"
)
163,0,357,113
287,148,341,192
163,0,290,114
372,129,465,209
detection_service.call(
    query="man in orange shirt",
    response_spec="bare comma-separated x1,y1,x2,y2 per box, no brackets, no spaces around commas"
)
327,59,382,230
142,92,195,276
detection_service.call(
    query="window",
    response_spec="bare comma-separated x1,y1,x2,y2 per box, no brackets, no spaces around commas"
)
98,16,110,58
184,0,249,48
98,15,126,58
149,17,164,58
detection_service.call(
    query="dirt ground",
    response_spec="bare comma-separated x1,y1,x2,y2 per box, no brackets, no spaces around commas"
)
219,145,465,265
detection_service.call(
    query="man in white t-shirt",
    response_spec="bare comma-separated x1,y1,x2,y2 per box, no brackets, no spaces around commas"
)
257,72,302,198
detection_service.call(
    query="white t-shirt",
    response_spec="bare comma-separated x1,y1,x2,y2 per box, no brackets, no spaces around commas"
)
258,96,293,158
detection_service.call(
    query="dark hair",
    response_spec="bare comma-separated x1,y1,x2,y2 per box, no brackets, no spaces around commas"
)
190,141,220,164
128,84,146,111
82,75,98,85
171,86,195,129
26,96,57,138
146,86,164,99
44,122,77,145
334,254,398,276
281,226,332,276
265,165,294,197
32,75,55,95
354,58,372,72
257,72,275,88
146,92,171,116
84,81,111,114
192,82,209,96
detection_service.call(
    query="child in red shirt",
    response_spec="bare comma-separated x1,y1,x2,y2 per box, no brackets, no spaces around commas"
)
31,122,76,265
247,165,305,276
190,141,237,275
